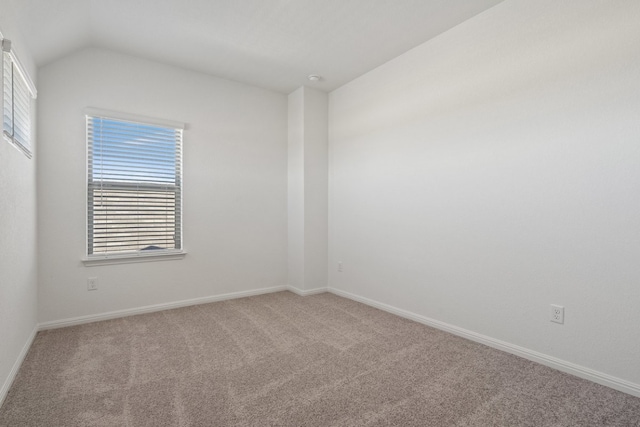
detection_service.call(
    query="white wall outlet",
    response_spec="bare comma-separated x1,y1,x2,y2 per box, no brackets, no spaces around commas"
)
338,261,343,272
550,304,564,324
87,277,98,291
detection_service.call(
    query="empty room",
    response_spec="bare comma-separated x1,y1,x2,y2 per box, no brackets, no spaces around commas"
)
1,0,639,425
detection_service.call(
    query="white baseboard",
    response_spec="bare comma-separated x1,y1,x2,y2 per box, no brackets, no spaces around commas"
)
0,325,38,407
286,285,328,296
38,285,288,330
328,287,640,398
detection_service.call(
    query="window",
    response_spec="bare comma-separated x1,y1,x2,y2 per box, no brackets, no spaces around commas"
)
2,38,36,157
86,110,184,261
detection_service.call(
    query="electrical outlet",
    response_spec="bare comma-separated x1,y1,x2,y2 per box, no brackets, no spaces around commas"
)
87,277,98,291
337,262,343,272
550,304,564,324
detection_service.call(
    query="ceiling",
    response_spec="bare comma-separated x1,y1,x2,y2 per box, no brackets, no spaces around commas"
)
3,0,504,93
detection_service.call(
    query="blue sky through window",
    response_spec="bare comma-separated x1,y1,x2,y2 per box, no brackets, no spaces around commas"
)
91,117,178,185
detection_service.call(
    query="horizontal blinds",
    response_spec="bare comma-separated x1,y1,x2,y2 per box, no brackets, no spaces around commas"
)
87,115,183,255
3,51,32,155
12,62,30,149
2,52,12,137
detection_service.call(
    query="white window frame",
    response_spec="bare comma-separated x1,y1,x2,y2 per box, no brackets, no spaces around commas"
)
82,108,186,266
2,35,37,158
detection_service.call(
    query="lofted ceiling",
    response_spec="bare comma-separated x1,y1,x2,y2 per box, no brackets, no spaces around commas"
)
2,0,504,93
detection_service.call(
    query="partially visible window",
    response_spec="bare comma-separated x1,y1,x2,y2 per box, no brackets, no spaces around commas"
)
2,38,35,157
86,111,184,258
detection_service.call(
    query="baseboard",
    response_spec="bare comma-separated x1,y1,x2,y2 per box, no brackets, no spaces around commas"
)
328,287,640,398
38,285,288,330
0,325,38,407
286,285,328,296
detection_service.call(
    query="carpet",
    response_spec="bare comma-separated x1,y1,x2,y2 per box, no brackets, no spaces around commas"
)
1,291,639,426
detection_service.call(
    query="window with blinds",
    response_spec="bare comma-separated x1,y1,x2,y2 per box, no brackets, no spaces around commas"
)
87,113,183,257
3,46,33,157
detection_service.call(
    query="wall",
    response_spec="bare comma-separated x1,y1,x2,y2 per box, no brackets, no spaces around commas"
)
287,87,328,292
287,89,305,289
0,17,38,402
329,0,640,387
37,48,287,323
302,88,328,291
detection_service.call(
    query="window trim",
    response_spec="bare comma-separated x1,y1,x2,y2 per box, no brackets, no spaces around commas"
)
81,250,186,267
84,108,186,265
84,108,184,131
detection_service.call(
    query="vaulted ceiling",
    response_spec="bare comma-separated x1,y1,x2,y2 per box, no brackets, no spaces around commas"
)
2,0,504,93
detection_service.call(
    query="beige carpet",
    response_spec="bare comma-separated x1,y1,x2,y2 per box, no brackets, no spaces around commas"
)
1,291,639,426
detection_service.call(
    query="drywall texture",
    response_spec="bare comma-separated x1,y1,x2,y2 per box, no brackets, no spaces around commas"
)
287,87,328,291
329,0,640,386
37,48,287,323
0,18,38,399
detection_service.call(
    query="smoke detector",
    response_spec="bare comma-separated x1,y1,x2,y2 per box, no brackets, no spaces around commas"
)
307,74,321,82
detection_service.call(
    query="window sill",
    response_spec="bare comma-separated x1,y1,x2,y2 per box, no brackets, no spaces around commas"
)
3,132,32,159
82,251,186,267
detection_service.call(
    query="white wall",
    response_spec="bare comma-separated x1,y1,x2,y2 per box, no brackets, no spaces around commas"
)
302,88,328,291
329,0,640,387
0,17,38,401
287,87,328,292
37,48,287,323
287,88,305,289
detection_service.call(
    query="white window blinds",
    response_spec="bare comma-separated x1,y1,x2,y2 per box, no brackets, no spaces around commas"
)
87,113,183,256
3,41,34,157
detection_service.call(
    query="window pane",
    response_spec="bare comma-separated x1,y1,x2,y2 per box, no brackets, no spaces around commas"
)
87,115,183,255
